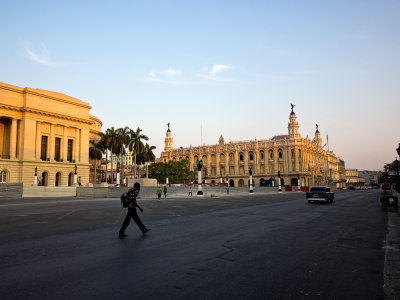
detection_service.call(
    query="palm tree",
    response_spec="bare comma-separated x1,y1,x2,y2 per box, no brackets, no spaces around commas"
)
128,127,149,178
116,126,130,183
142,143,156,178
89,139,104,184
106,127,119,183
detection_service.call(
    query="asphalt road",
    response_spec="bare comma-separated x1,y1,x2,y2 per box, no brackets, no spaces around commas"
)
0,190,386,299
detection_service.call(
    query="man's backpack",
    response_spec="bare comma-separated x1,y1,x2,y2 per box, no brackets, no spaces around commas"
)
120,192,129,208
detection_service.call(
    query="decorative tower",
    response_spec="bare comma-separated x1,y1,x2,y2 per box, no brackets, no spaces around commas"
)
164,123,173,151
313,124,322,147
288,103,301,139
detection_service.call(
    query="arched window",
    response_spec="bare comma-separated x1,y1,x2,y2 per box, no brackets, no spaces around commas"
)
239,153,244,161
278,149,283,159
249,152,254,161
211,155,216,163
238,179,244,187
269,150,274,159
202,155,207,164
298,149,301,157
55,172,62,186
260,151,264,160
0,170,8,183
229,153,234,162
291,149,295,158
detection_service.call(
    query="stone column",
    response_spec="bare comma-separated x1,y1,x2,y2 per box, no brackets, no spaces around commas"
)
244,150,249,175
35,121,41,160
206,152,211,176
225,152,229,175
216,154,220,178
9,118,17,159
62,126,68,161
49,124,54,161
74,128,80,162
234,150,239,175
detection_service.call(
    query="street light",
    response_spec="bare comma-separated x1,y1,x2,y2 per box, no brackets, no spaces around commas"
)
196,159,203,195
249,166,254,193
34,167,38,186
74,165,78,186
297,173,300,192
116,162,120,186
278,170,282,192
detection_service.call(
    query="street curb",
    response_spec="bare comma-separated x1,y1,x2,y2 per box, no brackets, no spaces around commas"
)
384,209,400,299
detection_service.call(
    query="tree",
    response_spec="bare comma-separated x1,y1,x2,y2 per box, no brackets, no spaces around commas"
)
149,159,195,183
128,127,149,178
89,139,104,184
116,126,130,183
142,143,156,178
105,127,119,183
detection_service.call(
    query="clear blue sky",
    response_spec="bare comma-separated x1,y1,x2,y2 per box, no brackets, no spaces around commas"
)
1,0,399,170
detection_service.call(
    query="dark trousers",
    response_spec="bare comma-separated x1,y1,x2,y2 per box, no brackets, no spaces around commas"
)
119,207,146,234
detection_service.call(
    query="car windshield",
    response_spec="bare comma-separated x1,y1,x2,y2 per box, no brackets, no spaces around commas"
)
310,187,326,192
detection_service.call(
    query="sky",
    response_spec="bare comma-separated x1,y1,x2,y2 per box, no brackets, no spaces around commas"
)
1,0,399,171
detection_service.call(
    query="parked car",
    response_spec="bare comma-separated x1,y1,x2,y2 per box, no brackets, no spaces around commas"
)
306,186,334,204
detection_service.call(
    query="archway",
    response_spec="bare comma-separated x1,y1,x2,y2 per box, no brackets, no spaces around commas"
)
68,172,74,186
211,180,216,183
229,179,235,187
280,178,284,186
193,180,198,184
55,172,62,186
291,178,298,186
41,172,48,186
238,179,244,187
260,178,265,186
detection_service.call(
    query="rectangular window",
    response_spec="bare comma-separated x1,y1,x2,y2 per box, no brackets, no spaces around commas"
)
54,138,61,161
67,139,73,162
41,136,48,160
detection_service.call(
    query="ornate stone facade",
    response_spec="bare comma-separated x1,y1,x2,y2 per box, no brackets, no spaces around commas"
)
0,82,102,186
160,107,345,187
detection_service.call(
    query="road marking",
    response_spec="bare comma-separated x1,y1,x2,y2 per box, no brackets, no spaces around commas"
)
58,210,76,220
114,209,125,225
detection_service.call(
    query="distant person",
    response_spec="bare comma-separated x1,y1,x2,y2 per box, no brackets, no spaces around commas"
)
163,185,168,198
119,183,150,238
157,186,162,201
188,186,192,196
226,186,229,194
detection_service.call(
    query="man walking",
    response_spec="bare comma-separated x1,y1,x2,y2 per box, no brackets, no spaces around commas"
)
119,183,150,238
157,186,162,201
163,185,168,198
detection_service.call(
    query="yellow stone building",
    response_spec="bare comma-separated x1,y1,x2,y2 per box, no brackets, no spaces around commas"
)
160,107,344,187
0,82,102,186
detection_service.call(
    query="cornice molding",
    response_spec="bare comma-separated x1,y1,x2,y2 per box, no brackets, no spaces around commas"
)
0,104,93,125
0,83,90,109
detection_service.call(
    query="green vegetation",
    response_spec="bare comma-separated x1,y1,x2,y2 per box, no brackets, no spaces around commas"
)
89,126,156,183
149,159,195,184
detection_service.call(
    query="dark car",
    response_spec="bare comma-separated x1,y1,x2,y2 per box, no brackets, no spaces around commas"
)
306,186,334,204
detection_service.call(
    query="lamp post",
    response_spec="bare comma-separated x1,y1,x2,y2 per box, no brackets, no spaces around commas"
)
396,144,400,178
34,167,38,186
73,165,78,186
278,170,282,192
116,162,120,186
249,166,254,193
166,171,169,185
297,173,300,192
196,159,203,195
